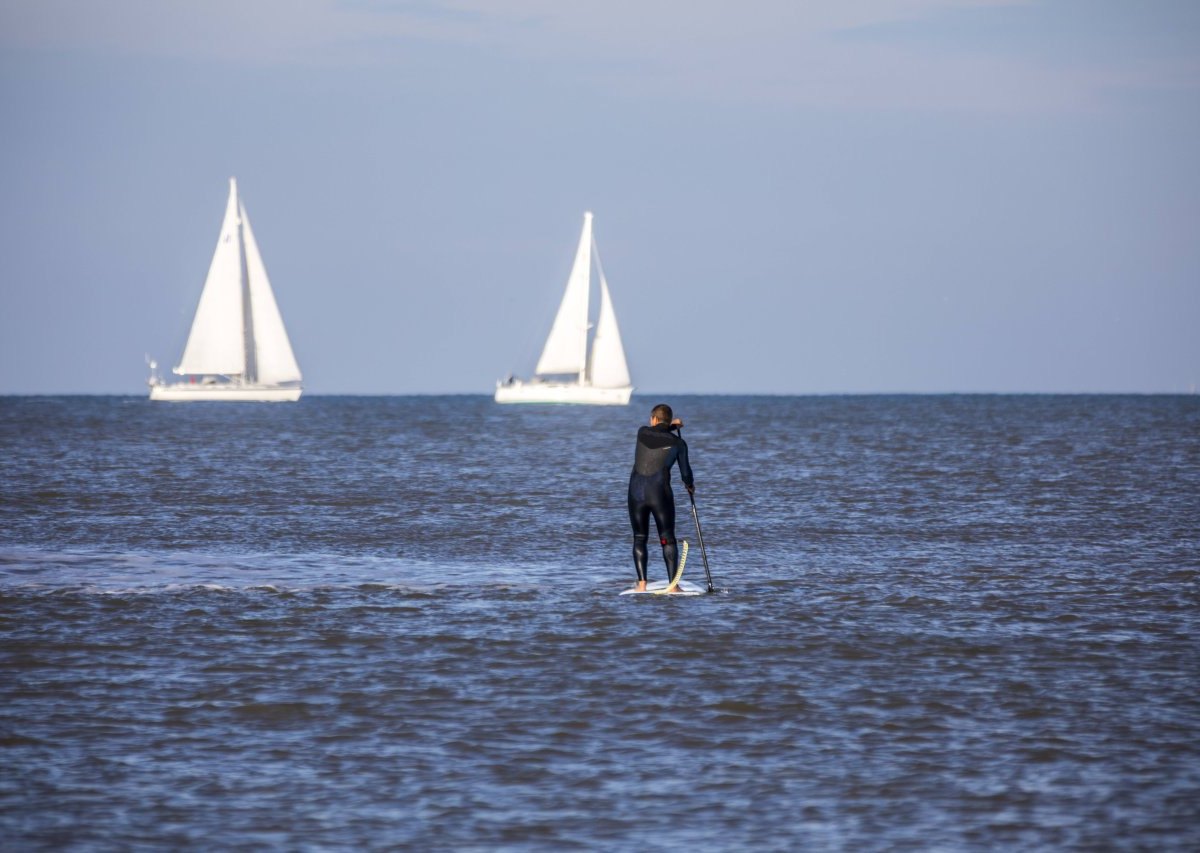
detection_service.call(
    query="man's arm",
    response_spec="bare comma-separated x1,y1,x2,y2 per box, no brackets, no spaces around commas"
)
677,438,695,493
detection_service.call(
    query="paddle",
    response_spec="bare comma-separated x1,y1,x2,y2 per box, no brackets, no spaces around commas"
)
687,492,716,594
676,425,716,594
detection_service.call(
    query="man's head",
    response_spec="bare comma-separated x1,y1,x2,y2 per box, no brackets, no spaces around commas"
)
650,403,673,426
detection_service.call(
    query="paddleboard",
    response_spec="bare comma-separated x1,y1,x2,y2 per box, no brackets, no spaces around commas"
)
620,541,703,595
620,579,705,596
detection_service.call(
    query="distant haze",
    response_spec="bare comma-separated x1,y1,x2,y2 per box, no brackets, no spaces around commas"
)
1,0,1197,394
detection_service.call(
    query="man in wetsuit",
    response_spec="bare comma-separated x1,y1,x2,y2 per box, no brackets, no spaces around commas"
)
628,403,694,592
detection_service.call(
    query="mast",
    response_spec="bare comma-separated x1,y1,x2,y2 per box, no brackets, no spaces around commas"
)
234,179,257,383
578,211,593,385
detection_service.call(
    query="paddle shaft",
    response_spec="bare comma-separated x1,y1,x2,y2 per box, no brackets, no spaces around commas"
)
688,493,715,594
676,426,716,593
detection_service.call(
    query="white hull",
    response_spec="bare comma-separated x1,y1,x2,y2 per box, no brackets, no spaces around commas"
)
494,379,632,406
150,383,302,402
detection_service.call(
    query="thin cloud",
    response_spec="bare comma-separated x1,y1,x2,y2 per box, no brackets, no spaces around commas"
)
1,0,1194,113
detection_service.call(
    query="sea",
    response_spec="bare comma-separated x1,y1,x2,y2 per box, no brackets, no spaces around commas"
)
1,394,1197,851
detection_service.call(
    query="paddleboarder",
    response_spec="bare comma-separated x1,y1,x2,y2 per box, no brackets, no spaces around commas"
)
629,403,694,592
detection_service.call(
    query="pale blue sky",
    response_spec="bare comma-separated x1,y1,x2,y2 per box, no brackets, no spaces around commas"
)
1,0,1197,394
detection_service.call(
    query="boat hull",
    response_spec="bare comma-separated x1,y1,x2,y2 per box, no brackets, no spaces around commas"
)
494,380,632,406
149,383,302,402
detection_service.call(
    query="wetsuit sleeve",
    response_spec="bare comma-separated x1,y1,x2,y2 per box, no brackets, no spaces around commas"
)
677,438,694,489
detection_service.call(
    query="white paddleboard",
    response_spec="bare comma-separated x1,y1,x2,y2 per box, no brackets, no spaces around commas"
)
619,540,697,596
619,579,705,596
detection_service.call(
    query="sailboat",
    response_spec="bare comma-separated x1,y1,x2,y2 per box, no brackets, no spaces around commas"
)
495,212,633,405
148,178,302,402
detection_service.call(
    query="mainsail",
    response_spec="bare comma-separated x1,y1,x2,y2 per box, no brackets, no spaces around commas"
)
535,212,593,379
176,185,245,376
172,178,300,385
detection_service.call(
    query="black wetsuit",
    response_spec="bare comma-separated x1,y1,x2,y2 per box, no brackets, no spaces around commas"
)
628,423,694,583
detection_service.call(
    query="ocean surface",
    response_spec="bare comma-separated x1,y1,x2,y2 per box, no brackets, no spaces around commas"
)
1,394,1197,851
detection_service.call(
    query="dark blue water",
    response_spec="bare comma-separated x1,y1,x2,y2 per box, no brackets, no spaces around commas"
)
2,395,1197,850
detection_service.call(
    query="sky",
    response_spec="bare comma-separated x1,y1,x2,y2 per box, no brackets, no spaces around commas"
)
0,0,1197,395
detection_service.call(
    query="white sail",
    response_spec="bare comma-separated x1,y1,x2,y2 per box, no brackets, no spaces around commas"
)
587,255,631,389
534,211,593,378
241,201,302,385
175,179,246,376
